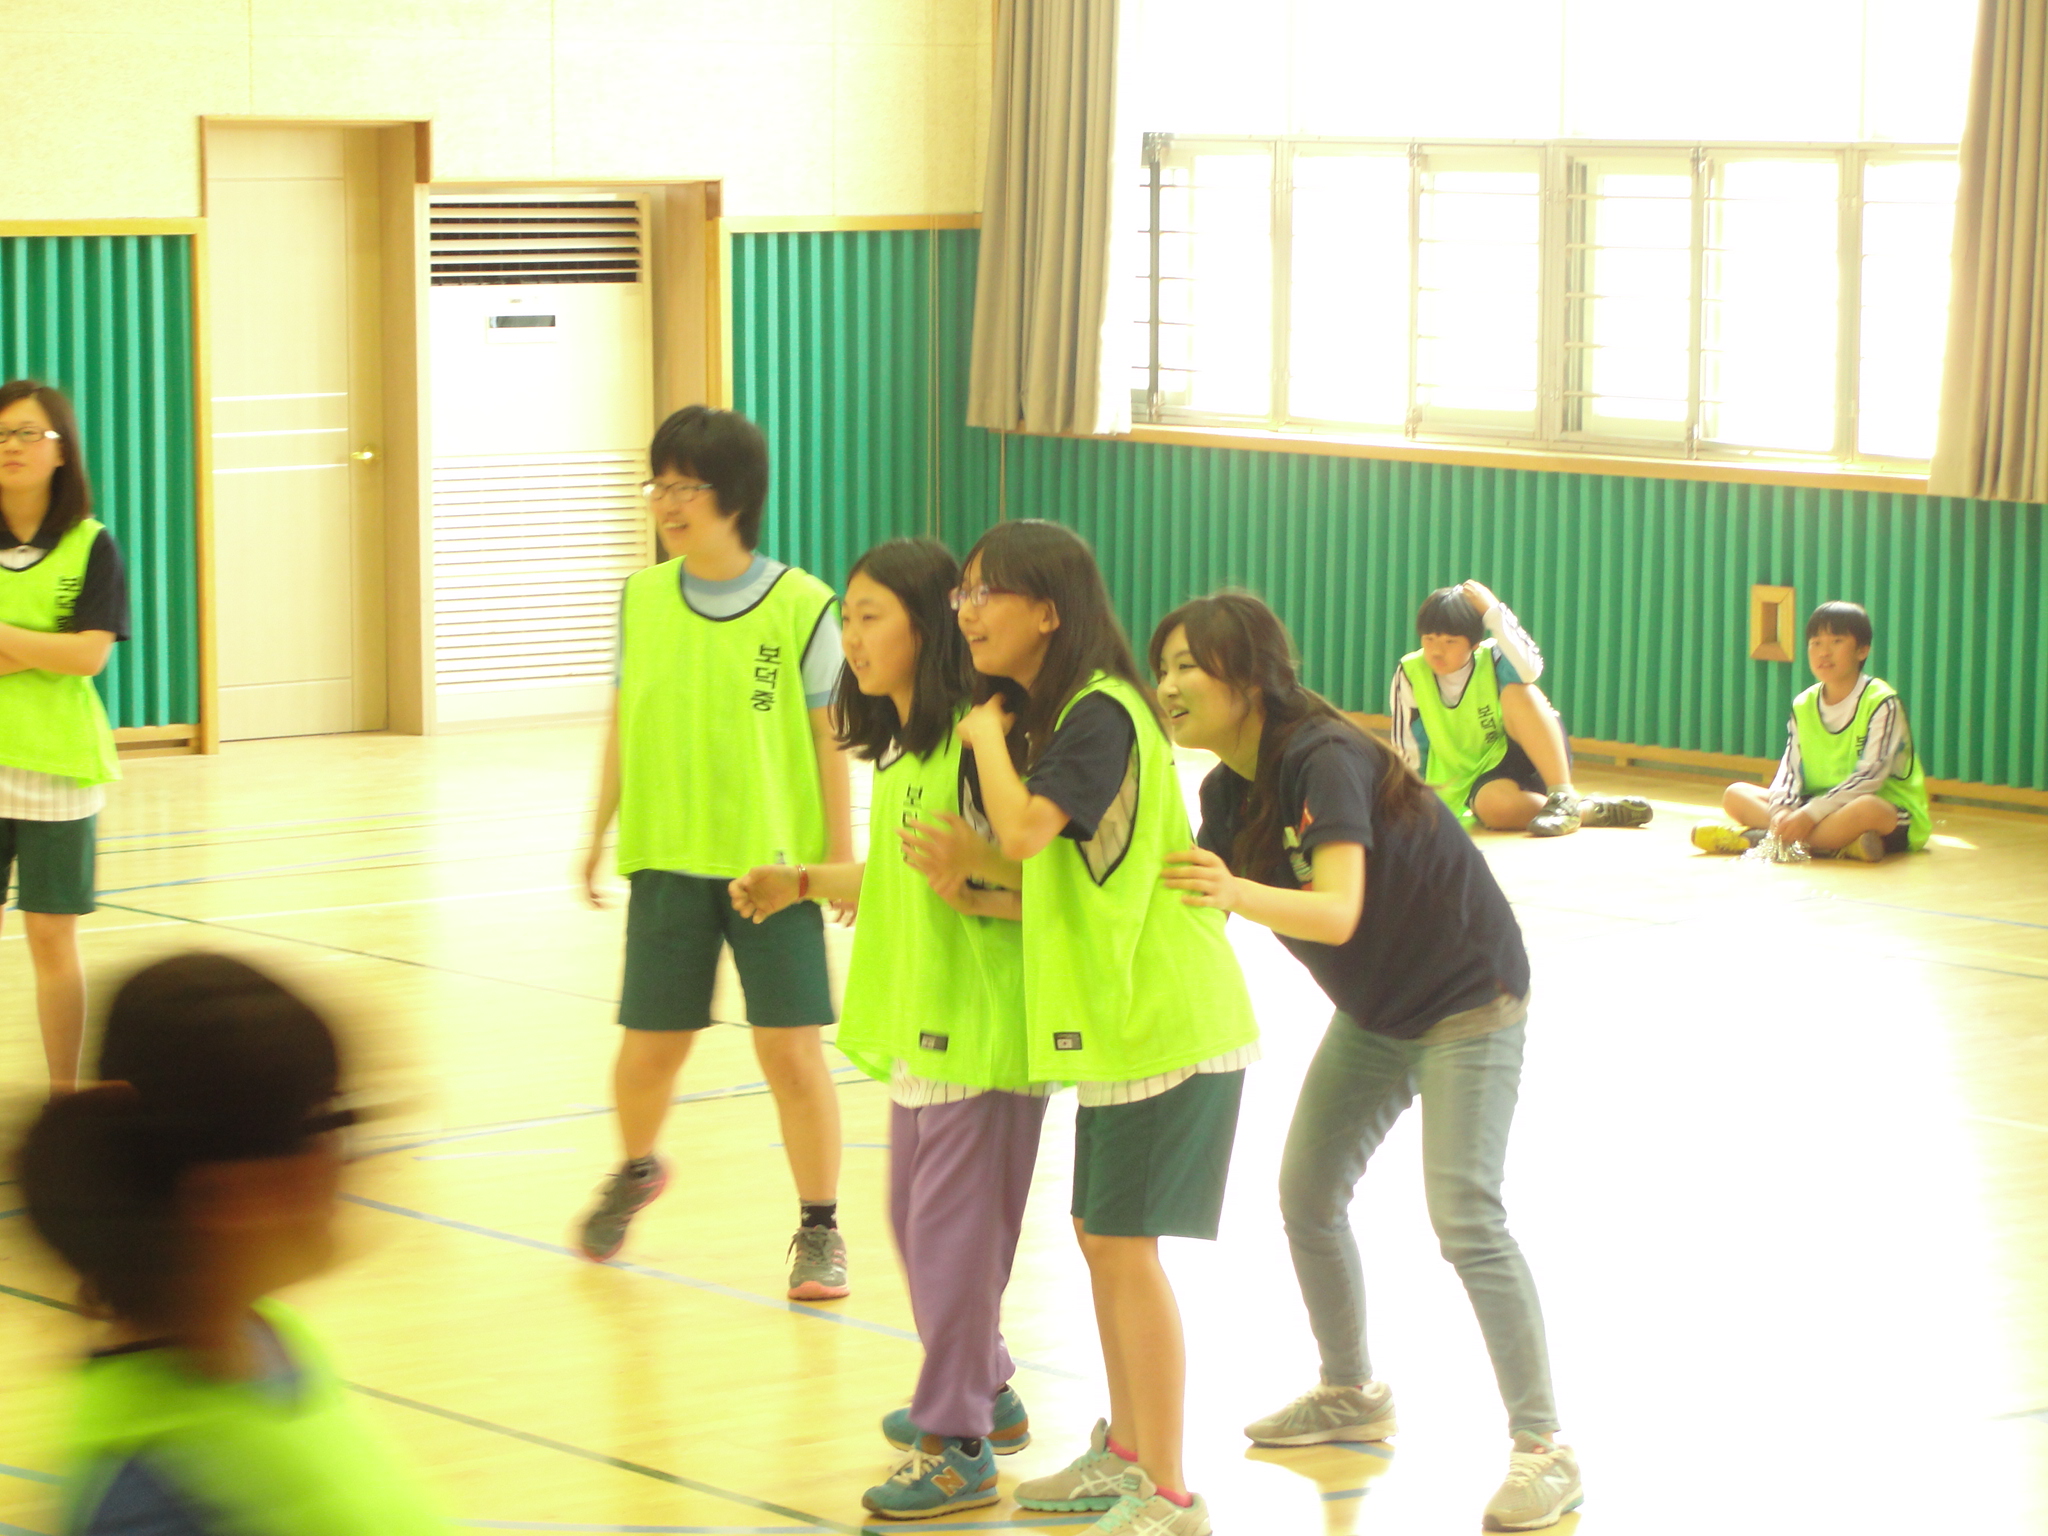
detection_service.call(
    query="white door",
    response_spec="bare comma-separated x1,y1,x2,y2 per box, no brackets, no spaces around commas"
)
206,126,386,740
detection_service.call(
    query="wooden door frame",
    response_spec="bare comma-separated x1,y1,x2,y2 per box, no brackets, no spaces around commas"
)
0,217,214,756
198,116,434,741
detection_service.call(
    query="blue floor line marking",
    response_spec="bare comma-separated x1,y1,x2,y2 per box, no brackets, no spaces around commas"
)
0,1521,52,1535
95,848,433,896
1321,1442,1396,1460
98,902,618,1006
344,1382,858,1534
356,1071,873,1160
0,1208,24,1221
1818,893,2048,933
337,1194,1088,1381
1322,1487,1370,1501
0,1281,77,1313
96,807,470,843
0,1464,60,1486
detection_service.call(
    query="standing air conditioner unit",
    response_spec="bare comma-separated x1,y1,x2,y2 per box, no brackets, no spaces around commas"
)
427,193,653,727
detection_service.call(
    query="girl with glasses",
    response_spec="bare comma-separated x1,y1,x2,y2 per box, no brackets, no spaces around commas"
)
935,519,1258,1536
0,379,130,1097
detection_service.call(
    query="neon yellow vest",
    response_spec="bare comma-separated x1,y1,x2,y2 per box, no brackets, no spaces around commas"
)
0,518,120,787
67,1301,449,1536
1791,675,1930,851
1400,640,1507,827
834,722,1031,1090
615,561,836,879
1020,674,1257,1082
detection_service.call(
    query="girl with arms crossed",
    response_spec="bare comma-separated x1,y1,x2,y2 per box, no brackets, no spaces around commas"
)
0,380,129,1096
1152,592,1580,1533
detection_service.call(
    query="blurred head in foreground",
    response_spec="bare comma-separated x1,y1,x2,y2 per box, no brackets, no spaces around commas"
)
17,952,351,1339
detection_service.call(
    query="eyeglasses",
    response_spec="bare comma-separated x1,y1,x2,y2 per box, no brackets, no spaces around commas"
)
0,426,58,447
947,583,1018,611
640,480,717,505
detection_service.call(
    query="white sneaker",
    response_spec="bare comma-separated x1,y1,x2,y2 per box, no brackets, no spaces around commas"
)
1084,1468,1212,1535
1483,1438,1583,1530
1014,1418,1134,1512
1243,1381,1398,1445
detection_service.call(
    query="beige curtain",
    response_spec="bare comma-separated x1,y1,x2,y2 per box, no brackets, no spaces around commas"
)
967,0,1120,436
1932,0,2048,501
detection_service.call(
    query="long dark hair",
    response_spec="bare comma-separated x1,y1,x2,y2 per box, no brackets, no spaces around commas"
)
1148,591,1435,881
832,538,972,762
15,954,342,1328
0,379,92,543
961,520,1163,771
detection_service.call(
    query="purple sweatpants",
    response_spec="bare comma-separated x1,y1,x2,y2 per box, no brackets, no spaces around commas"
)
890,1090,1050,1438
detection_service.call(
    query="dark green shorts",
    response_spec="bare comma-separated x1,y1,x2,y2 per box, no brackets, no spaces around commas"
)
619,870,834,1032
1,815,96,915
1071,1069,1245,1240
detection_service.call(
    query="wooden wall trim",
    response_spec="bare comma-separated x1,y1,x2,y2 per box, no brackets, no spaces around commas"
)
0,220,206,237
189,221,219,753
1114,425,1932,496
1343,715,2048,814
718,214,982,233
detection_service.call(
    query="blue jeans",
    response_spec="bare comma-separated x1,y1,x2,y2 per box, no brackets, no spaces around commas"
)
1277,1013,1559,1437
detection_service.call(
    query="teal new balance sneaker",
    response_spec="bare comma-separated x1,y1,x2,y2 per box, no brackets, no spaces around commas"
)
883,1384,1030,1454
862,1436,999,1521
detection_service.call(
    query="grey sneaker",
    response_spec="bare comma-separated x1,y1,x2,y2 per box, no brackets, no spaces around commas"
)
1483,1439,1583,1531
786,1225,849,1300
1527,789,1582,837
1577,795,1652,829
1015,1418,1132,1512
1244,1380,1398,1446
1083,1468,1211,1534
576,1157,667,1262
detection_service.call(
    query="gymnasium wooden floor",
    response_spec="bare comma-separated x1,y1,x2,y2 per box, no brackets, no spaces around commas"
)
3,723,2045,1536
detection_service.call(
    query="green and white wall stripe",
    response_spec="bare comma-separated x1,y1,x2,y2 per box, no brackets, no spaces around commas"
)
0,233,200,730
731,228,2048,793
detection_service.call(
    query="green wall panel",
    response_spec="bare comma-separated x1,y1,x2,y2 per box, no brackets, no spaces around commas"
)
730,227,2048,792
0,234,199,729
997,439,2048,789
731,229,1000,588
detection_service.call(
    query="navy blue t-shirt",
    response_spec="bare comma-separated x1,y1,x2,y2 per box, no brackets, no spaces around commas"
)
1197,717,1529,1038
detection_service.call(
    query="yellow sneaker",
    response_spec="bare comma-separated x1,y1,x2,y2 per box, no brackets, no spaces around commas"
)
1690,824,1761,856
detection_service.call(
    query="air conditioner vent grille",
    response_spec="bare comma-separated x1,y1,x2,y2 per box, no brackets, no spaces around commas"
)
429,197,642,286
432,452,649,692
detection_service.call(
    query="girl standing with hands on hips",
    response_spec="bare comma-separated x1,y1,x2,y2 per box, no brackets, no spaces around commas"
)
731,538,1046,1522
1150,592,1581,1533
0,380,130,1097
939,520,1257,1536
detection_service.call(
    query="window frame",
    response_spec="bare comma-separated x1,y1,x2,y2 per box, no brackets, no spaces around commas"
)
1134,135,1960,471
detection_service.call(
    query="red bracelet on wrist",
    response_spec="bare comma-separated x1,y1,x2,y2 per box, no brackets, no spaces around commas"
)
797,864,809,901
